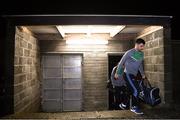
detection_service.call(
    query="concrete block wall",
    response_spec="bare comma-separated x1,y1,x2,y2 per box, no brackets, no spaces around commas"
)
138,27,173,105
14,27,41,113
40,38,134,111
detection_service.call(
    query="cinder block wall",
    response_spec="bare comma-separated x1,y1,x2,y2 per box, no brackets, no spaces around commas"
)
40,36,134,111
14,27,41,113
138,27,173,105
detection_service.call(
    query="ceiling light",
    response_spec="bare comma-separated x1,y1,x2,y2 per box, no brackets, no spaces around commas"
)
56,25,126,38
56,26,65,37
66,39,108,45
110,26,126,37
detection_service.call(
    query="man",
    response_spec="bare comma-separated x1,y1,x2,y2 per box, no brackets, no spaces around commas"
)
110,63,129,110
115,38,146,115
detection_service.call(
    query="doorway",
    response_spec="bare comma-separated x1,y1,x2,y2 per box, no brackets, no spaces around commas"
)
108,54,123,110
41,54,82,112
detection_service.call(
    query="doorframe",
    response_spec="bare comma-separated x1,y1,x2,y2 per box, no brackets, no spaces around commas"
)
40,52,84,111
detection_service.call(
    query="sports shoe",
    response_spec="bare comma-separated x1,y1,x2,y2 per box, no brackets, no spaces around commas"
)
119,103,127,110
130,106,144,115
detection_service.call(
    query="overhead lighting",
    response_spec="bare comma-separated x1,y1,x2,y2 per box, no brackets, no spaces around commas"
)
56,25,126,38
56,26,65,37
110,26,126,37
66,39,108,45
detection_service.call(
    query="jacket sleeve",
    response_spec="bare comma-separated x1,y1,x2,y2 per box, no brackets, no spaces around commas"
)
116,52,129,76
139,62,145,77
111,67,116,81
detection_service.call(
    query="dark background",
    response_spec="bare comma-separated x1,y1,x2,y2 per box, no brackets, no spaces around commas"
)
0,0,179,40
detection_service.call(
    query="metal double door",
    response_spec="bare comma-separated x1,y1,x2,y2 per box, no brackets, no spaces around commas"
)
41,54,82,112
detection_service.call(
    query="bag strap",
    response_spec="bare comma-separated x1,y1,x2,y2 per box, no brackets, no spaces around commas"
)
143,78,152,88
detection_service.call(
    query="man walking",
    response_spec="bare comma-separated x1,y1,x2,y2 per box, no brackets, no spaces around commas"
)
115,38,146,115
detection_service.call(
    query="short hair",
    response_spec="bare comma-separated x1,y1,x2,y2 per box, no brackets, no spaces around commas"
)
135,38,145,45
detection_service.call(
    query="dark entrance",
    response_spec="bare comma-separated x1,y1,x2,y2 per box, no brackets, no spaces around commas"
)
108,54,123,110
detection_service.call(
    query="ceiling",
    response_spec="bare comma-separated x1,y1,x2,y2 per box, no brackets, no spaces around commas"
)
26,25,149,40
27,26,59,34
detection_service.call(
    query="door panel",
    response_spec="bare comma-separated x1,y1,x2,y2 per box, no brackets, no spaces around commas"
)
43,55,61,67
63,89,82,100
44,68,62,77
63,57,81,66
44,89,61,99
63,78,82,89
63,67,81,78
43,78,62,88
42,54,82,112
42,55,63,112
42,100,61,112
63,100,81,111
63,55,82,111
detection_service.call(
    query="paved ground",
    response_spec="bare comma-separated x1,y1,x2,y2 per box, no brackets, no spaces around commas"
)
2,107,180,120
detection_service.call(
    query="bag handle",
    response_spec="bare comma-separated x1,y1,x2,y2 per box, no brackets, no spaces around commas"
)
142,77,152,88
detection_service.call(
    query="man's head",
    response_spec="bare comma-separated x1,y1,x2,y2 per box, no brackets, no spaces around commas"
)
135,38,145,51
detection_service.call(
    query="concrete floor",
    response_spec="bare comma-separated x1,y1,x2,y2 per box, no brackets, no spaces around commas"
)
2,107,180,119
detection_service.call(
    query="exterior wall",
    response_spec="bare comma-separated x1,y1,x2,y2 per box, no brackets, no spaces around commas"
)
172,40,180,105
138,26,173,106
40,37,134,111
163,26,173,106
14,27,41,113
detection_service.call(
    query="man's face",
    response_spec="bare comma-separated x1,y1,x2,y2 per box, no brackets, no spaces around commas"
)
136,43,145,51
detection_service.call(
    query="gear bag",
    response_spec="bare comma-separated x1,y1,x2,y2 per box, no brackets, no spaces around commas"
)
138,79,161,106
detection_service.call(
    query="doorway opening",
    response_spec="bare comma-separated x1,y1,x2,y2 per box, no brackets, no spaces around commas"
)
108,54,123,110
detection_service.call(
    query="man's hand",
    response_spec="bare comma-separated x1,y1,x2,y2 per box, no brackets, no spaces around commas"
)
142,75,146,80
142,75,150,87
142,76,147,83
114,73,119,80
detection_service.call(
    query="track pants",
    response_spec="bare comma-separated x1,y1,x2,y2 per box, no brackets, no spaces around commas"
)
123,72,141,106
114,86,129,105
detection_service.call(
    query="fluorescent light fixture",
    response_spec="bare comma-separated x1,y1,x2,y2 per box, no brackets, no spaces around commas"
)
56,25,126,38
66,39,108,45
56,26,65,37
110,26,126,37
